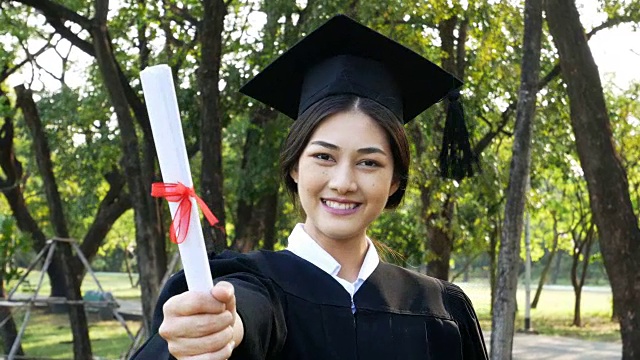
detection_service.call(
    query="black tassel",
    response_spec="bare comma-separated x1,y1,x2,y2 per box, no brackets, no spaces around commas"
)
439,89,478,181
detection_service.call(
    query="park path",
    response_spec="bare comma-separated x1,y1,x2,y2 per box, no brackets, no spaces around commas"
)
485,332,621,359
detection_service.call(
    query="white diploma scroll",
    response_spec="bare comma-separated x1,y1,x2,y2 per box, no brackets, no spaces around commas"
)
140,65,214,293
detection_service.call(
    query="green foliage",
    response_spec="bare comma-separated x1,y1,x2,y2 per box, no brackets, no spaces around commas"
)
0,215,26,283
32,87,122,237
369,189,427,266
606,83,640,216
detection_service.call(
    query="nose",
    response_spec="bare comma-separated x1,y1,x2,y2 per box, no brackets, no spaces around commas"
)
328,163,357,194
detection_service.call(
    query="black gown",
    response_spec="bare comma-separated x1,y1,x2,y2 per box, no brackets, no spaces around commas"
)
131,250,488,359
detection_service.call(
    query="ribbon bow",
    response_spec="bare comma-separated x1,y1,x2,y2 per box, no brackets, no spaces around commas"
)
151,182,218,244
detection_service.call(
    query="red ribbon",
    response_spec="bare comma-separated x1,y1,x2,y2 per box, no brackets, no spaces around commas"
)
151,182,219,244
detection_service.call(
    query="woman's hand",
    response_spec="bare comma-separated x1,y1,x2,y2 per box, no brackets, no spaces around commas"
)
159,281,245,360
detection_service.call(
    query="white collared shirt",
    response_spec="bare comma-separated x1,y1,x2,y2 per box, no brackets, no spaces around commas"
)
286,223,380,312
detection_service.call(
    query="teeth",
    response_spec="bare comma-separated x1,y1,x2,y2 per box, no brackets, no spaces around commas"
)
324,200,358,210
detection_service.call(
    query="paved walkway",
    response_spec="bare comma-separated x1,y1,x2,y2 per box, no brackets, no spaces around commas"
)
485,332,621,359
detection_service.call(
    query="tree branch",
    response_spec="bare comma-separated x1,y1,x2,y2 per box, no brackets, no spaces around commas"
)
13,0,92,29
1,37,52,81
474,101,517,155
167,2,200,27
472,13,636,157
94,0,108,23
76,169,131,276
15,85,70,238
46,15,95,56
14,0,152,141
587,15,635,38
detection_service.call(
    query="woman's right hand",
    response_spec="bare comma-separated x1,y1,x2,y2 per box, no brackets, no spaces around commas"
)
159,281,244,360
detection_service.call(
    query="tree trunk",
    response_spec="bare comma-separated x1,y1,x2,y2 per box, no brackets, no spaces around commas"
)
426,197,454,280
15,85,92,359
570,224,594,327
91,0,165,333
76,170,131,278
573,289,582,327
551,249,562,285
0,292,22,356
0,110,24,355
233,191,279,252
489,216,499,317
0,115,69,297
420,15,468,282
199,0,227,253
531,214,560,308
531,245,557,309
231,107,280,252
491,1,542,358
545,1,640,358
260,191,279,250
0,236,23,356
451,253,481,282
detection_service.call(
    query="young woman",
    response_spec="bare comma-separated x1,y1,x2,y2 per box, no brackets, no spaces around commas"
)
132,15,487,360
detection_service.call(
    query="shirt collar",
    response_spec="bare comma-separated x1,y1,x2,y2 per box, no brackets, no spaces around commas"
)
286,223,380,283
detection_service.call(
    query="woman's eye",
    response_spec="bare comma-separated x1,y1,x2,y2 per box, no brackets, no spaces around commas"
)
313,153,333,161
360,160,379,167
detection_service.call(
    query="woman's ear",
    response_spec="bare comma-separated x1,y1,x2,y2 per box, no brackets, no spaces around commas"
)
290,166,299,184
389,178,400,197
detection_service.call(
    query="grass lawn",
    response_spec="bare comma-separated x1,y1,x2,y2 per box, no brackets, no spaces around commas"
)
15,309,140,359
457,282,621,342
1,272,621,358
4,271,141,359
6,270,141,300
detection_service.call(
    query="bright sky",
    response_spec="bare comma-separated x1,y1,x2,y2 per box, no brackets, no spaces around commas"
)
6,2,640,93
577,0,640,91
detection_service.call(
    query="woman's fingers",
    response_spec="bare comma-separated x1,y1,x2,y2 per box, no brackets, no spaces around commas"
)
166,324,235,357
163,290,227,317
211,281,236,314
177,341,235,360
160,310,234,339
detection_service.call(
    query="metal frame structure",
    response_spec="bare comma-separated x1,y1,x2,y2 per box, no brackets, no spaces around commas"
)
0,237,134,359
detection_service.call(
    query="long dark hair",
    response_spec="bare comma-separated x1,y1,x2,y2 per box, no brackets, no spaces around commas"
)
279,94,410,209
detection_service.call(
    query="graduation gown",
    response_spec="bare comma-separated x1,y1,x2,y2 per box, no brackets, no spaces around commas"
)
131,250,488,360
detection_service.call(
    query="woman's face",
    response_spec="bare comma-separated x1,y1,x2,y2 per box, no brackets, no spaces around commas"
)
290,110,399,245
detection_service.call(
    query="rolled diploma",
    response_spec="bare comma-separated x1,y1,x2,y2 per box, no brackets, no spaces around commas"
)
140,64,214,293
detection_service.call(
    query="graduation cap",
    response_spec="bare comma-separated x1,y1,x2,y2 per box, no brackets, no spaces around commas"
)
240,14,477,180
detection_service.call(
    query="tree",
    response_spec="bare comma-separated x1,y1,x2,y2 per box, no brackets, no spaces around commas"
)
7,0,236,333
225,2,313,253
545,0,640,357
200,0,228,253
5,0,168,333
530,210,562,308
91,0,167,333
490,0,542,358
569,214,594,327
0,218,24,356
15,85,92,358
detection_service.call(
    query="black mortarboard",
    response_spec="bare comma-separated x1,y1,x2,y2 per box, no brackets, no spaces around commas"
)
240,14,477,179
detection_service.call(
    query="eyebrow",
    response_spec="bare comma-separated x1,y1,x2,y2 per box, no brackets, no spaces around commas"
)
309,141,388,156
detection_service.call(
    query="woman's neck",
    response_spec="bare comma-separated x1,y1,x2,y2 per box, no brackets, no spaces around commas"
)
313,233,369,283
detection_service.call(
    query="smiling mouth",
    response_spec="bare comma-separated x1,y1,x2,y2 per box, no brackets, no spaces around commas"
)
322,199,361,210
